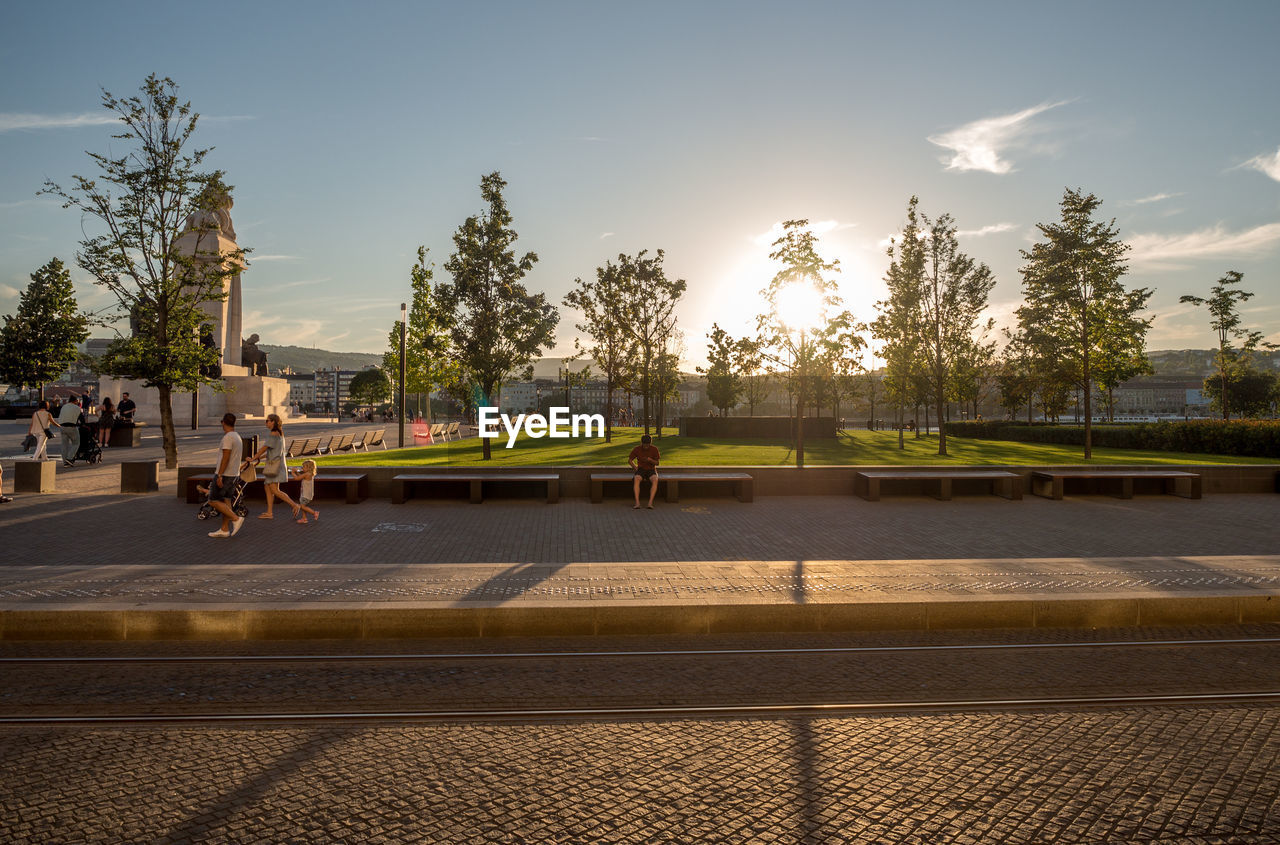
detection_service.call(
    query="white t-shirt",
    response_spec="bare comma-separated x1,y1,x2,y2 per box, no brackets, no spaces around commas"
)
217,430,243,475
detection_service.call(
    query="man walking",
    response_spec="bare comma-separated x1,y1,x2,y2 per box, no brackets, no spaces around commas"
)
57,396,82,467
207,413,246,538
628,433,661,510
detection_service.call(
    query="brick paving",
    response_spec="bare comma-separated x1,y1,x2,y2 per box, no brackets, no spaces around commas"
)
2,705,1278,843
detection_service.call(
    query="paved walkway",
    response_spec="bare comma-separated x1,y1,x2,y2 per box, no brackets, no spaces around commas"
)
1,481,1278,638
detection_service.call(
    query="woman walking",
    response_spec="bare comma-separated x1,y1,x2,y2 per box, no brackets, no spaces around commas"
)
97,397,116,447
28,401,58,461
249,414,299,519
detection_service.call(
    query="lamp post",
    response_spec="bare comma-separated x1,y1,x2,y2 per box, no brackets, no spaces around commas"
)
398,302,407,448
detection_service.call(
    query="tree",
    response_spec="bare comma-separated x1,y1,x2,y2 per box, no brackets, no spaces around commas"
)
1201,367,1279,418
348,368,392,407
908,201,996,454
1092,288,1154,420
384,247,456,421
1018,188,1135,458
736,337,771,416
698,323,743,416
42,75,237,469
873,204,926,449
757,220,843,465
564,256,638,441
0,258,89,400
440,172,558,460
608,249,685,435
1179,271,1277,420
653,329,686,436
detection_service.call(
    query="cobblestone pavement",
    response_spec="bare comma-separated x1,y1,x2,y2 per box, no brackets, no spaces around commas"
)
2,704,1278,843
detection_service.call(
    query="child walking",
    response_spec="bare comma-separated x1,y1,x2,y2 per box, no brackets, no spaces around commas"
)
290,459,320,524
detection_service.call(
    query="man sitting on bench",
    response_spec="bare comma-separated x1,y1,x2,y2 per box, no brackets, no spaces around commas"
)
629,434,661,510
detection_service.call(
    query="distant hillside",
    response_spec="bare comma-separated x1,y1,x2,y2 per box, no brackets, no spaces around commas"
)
1148,349,1280,378
261,345,384,374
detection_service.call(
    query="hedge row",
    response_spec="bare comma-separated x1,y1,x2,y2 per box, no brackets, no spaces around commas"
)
943,419,1280,458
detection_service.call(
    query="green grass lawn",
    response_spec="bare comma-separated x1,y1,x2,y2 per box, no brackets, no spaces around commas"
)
312,427,1276,467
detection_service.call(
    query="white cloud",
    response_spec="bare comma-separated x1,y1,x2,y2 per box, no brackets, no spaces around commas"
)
1239,146,1280,182
927,101,1070,174
0,112,120,132
0,283,19,298
0,112,252,133
1128,222,1280,268
956,222,1018,237
247,254,300,262
751,219,852,246
599,232,615,240
1125,192,1185,206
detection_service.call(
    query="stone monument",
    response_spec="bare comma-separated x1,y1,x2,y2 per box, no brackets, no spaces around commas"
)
99,188,291,424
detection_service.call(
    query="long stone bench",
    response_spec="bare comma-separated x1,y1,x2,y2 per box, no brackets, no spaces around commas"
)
589,471,754,503
855,470,1022,501
1031,469,1201,500
392,472,560,504
186,472,369,504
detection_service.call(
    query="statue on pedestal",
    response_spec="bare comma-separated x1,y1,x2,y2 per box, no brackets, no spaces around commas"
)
241,333,268,376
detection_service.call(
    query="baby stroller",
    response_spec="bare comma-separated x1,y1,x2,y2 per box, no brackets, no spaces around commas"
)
196,474,251,521
72,421,103,465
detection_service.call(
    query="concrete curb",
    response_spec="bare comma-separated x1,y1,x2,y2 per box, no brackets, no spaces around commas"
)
4,593,1278,641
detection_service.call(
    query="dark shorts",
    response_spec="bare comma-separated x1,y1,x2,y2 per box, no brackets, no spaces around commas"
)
208,476,237,502
634,468,656,481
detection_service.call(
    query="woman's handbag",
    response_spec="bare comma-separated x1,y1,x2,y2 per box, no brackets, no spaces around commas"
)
263,457,282,477
21,433,36,452
239,462,258,484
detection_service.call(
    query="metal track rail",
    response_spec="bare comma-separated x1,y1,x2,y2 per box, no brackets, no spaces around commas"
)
4,691,1280,726
4,636,1279,665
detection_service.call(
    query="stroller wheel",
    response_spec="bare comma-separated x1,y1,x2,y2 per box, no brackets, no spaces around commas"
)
197,511,210,520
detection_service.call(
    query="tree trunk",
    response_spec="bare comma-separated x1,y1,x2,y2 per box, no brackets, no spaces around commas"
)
158,384,178,470
605,382,613,443
935,366,948,457
897,405,905,450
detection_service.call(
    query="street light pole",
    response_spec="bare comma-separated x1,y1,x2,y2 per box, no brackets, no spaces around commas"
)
398,302,407,448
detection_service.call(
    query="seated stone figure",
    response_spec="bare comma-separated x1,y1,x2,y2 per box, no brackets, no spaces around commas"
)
241,333,268,376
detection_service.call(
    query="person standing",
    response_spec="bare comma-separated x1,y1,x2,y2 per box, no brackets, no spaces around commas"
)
28,401,57,461
97,397,116,448
56,396,82,467
117,392,136,423
628,433,661,510
207,413,246,539
0,462,11,503
248,414,299,520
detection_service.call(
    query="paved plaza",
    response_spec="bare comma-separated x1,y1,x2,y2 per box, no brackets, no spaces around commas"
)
1,421,1278,638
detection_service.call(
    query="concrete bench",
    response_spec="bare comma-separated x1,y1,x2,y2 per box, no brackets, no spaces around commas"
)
1031,469,1201,500
590,471,754,503
855,470,1022,501
392,472,560,504
186,472,369,504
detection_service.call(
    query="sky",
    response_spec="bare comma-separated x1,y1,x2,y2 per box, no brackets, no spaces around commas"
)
2,0,1279,370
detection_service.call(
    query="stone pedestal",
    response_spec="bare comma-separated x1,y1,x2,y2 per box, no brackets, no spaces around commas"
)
99,374,291,426
120,461,160,493
109,423,145,447
14,461,56,493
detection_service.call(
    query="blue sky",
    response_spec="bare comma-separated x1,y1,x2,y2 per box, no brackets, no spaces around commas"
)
2,0,1279,368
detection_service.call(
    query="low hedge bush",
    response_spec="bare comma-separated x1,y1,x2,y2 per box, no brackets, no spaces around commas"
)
944,419,1280,458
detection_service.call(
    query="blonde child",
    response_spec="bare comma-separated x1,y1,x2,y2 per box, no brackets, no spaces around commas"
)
290,459,320,523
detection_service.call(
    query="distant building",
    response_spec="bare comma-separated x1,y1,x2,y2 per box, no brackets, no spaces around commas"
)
283,373,316,408
313,368,369,413
1109,377,1207,415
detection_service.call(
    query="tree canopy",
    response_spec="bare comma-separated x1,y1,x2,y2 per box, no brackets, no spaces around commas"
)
0,258,89,399
41,75,238,468
440,172,558,459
